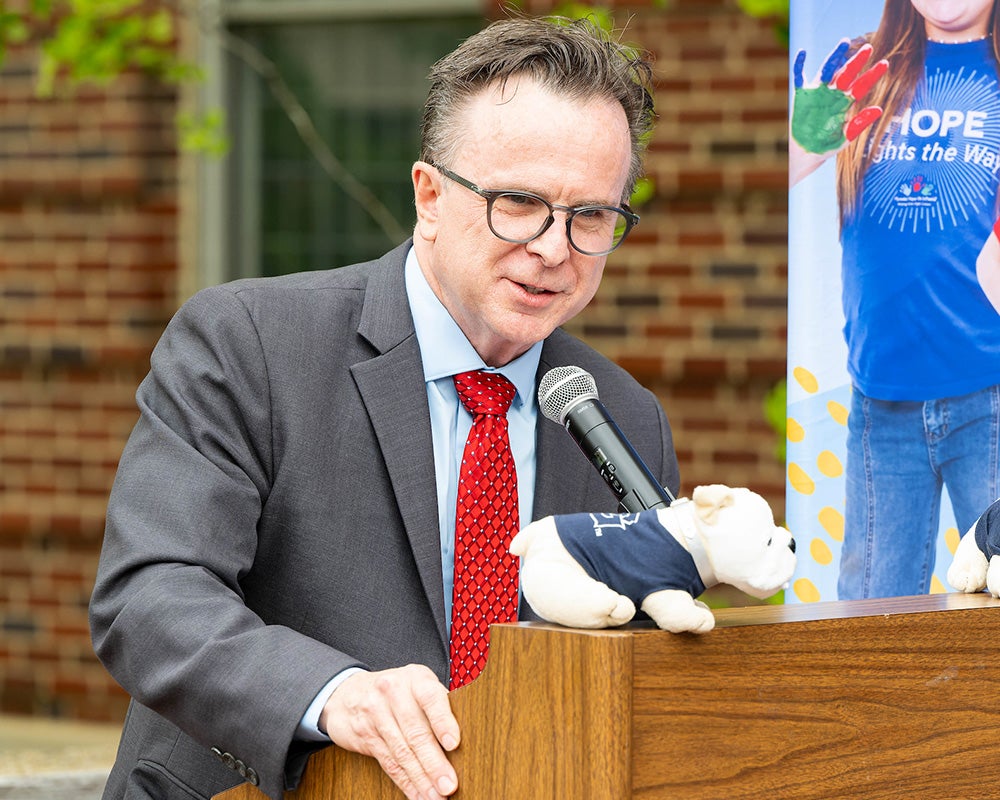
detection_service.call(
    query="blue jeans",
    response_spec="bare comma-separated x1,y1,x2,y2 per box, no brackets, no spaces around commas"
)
838,384,1000,600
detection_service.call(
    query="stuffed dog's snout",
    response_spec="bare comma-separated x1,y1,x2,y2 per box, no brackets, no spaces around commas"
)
769,528,795,553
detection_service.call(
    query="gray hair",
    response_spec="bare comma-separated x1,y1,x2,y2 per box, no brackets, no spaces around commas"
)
419,16,656,199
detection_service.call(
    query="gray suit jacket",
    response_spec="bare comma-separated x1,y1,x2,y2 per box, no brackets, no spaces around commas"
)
90,240,679,800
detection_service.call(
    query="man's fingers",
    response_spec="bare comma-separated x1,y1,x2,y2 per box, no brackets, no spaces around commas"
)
427,701,461,753
412,675,461,751
371,707,452,799
386,676,458,795
321,665,459,799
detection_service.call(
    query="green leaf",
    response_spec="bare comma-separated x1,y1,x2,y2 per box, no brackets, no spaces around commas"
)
629,176,655,209
552,3,615,31
0,13,30,65
763,379,787,463
736,0,789,48
31,0,54,19
177,109,230,157
165,62,205,83
0,12,29,41
145,9,173,44
736,0,789,18
36,50,58,96
133,44,165,69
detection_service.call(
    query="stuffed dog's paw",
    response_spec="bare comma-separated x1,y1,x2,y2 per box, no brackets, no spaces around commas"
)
986,555,1000,598
510,518,636,628
947,525,989,594
642,589,715,633
950,498,1000,596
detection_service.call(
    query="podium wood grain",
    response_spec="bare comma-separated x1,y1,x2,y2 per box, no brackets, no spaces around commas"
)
215,592,1000,799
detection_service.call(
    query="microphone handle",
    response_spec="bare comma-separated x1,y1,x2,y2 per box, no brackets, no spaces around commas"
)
563,398,674,513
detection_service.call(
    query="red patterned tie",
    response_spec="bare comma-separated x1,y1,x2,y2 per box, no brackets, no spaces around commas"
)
449,370,519,689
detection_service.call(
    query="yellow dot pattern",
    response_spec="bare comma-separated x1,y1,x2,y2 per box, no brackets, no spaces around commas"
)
787,462,815,495
787,417,805,443
793,577,820,603
793,366,819,394
816,450,842,478
809,537,833,565
827,400,849,425
786,367,963,603
945,526,960,555
818,506,844,542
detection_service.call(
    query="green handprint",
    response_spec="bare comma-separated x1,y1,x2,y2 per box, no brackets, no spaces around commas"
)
792,40,888,155
793,83,857,154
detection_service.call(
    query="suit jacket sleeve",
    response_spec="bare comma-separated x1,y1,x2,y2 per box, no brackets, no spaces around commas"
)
90,285,364,799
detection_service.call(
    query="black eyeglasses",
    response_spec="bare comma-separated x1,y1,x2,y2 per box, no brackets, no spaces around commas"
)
432,164,639,256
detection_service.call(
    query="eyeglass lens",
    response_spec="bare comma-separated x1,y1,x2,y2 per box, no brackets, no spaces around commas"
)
488,193,630,255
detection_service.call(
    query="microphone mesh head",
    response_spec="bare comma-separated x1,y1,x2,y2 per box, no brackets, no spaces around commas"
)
538,366,599,424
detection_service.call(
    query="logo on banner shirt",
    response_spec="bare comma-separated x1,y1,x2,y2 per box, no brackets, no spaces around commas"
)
865,67,1000,232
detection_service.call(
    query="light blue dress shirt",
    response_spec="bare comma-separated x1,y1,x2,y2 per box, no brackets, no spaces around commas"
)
404,247,541,626
299,245,541,739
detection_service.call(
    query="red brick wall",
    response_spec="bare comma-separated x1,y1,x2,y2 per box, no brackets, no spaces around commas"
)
0,41,179,718
0,0,789,722
565,0,790,510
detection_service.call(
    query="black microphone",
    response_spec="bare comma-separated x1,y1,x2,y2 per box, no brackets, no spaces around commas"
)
538,365,675,513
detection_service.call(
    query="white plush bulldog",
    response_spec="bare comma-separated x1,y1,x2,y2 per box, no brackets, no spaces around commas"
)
947,497,1000,598
509,484,796,634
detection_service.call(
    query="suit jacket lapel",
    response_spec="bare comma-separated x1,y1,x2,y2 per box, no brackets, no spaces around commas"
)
349,247,604,643
351,242,448,651
532,342,595,520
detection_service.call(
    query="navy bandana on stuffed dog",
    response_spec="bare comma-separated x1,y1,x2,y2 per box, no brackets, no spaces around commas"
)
554,510,706,606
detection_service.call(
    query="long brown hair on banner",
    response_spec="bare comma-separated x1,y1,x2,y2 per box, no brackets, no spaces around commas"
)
835,0,1000,226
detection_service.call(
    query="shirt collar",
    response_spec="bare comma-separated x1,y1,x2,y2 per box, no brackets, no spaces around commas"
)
404,247,542,410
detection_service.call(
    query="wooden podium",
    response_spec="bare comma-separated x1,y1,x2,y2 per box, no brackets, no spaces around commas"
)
215,593,1000,799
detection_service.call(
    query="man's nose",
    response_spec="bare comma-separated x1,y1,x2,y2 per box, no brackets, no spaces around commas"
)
525,213,572,262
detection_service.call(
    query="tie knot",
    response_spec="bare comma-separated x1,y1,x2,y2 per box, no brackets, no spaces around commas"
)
454,370,516,417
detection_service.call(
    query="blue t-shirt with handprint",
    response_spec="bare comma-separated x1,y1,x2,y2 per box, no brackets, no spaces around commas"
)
841,39,1000,400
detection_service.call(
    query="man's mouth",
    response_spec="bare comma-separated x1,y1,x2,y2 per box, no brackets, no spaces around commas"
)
520,283,549,295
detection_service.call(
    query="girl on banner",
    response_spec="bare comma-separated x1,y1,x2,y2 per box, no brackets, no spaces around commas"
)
790,0,1000,600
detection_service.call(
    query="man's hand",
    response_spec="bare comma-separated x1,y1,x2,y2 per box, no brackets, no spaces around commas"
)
319,665,460,800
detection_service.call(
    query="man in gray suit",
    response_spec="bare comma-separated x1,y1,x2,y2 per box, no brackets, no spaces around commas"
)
90,15,679,800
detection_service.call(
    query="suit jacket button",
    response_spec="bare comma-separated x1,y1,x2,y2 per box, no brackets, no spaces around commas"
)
246,767,259,786
211,747,224,762
235,759,248,778
221,752,236,770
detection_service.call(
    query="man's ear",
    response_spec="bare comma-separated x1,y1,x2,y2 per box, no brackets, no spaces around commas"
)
412,161,442,242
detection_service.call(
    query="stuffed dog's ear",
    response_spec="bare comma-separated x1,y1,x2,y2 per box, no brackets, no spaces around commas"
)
692,484,735,526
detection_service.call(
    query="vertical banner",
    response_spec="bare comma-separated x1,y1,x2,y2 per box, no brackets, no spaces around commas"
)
786,1,1000,602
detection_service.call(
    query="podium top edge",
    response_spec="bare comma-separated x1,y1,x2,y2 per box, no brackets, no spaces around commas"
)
712,591,1000,628
498,593,1000,635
